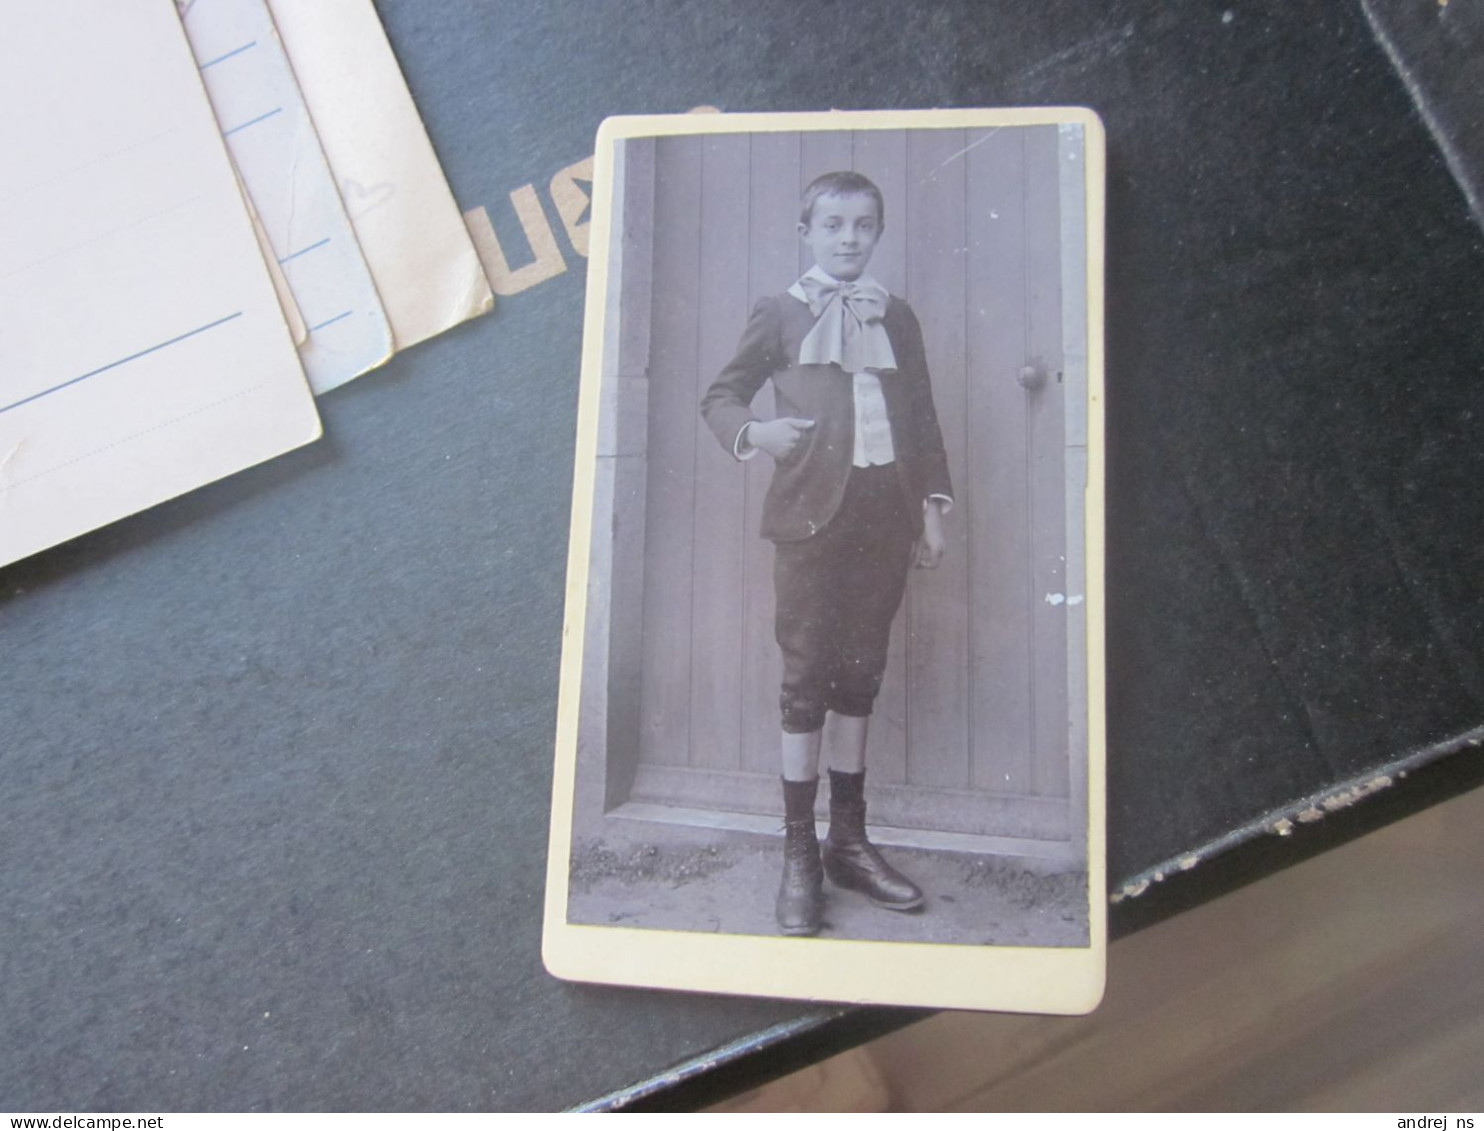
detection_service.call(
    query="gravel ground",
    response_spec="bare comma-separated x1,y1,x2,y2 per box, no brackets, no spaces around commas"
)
567,827,1088,946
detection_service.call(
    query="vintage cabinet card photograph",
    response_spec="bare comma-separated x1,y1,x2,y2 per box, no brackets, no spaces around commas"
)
545,108,1106,1012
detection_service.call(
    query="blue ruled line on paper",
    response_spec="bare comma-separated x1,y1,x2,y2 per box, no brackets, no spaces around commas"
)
0,313,243,417
222,107,281,137
199,41,257,69
308,310,353,334
278,237,330,265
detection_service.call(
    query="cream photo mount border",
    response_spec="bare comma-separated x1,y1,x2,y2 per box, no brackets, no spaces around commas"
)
544,107,1106,1013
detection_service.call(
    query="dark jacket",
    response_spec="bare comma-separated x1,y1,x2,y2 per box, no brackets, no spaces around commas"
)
701,292,954,543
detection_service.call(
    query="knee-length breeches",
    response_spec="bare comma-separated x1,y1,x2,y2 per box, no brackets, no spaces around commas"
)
773,464,915,734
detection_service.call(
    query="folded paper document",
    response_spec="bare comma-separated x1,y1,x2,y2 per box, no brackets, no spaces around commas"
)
267,0,495,353
0,1,322,568
184,0,395,394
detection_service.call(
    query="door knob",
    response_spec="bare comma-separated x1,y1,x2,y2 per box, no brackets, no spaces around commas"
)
1018,365,1046,391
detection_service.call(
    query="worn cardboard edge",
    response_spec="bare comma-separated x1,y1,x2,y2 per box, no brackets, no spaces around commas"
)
1110,721,1484,903
572,1010,849,1112
1358,0,1484,232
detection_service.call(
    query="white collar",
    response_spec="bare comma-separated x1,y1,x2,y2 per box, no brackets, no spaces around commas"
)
788,264,887,303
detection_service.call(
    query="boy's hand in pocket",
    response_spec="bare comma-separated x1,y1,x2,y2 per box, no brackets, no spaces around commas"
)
747,418,814,461
914,501,946,569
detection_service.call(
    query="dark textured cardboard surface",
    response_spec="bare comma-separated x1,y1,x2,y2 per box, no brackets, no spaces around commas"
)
2,0,1482,1111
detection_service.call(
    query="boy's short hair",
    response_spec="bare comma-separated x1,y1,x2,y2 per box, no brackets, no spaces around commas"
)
800,171,885,229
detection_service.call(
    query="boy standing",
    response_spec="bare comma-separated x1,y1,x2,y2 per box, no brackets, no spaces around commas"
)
701,171,953,936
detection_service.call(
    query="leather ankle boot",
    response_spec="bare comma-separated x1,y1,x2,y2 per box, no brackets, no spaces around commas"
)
776,817,824,936
822,799,923,911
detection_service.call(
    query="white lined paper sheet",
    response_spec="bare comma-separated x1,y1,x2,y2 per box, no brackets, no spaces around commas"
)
0,1,322,568
183,0,394,393
266,0,494,352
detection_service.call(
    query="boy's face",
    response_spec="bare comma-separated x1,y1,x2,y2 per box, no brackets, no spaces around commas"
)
798,192,881,282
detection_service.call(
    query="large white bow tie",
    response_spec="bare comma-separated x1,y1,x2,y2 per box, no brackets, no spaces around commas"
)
794,274,897,374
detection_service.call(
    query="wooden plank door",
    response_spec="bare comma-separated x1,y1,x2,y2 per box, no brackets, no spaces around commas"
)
631,128,1073,846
